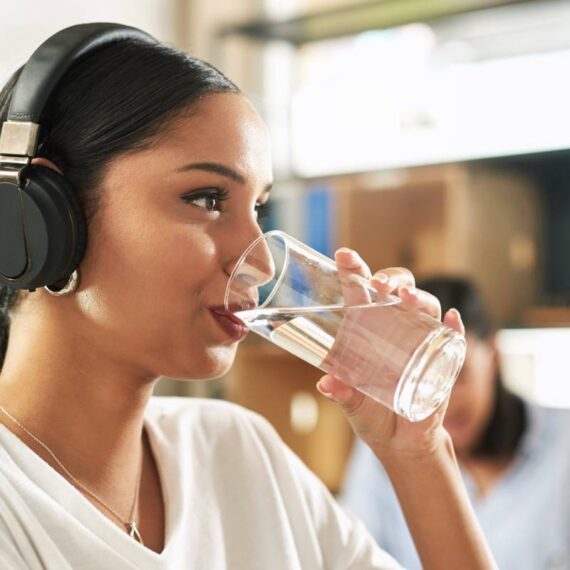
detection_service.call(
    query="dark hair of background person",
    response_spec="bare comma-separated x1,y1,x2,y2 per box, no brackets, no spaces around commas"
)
418,276,527,458
0,39,240,371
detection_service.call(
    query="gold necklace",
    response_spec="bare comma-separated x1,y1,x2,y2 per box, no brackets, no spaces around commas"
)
0,403,144,545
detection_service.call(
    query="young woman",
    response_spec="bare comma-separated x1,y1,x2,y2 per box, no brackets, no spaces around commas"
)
342,277,570,569
0,24,495,569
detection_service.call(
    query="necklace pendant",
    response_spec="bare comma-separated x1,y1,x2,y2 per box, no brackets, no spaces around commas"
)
127,521,144,545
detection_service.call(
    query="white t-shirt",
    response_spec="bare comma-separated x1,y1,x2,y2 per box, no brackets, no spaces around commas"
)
0,397,401,569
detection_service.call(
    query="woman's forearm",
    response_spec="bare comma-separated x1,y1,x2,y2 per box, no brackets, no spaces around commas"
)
375,433,497,570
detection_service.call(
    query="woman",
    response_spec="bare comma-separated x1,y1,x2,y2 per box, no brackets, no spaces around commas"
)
342,277,570,570
0,24,494,569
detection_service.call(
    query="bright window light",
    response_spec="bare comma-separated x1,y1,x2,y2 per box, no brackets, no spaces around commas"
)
291,25,570,176
497,328,570,408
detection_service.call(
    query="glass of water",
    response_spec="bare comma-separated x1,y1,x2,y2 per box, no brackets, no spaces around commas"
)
224,230,466,421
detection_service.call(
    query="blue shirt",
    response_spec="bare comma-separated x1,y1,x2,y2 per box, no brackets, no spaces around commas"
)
340,405,570,570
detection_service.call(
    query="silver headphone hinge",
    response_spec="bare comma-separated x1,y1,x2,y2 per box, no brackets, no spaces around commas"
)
0,156,30,185
0,121,38,185
0,121,40,157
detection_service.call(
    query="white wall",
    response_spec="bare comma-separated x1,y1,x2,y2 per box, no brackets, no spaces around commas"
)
0,0,266,106
0,0,182,84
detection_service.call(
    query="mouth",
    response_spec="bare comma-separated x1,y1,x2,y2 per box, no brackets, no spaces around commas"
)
208,306,250,342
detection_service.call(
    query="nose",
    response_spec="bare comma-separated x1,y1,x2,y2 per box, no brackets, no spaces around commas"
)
224,223,276,311
224,220,267,275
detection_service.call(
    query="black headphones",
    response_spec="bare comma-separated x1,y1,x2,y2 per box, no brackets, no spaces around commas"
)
0,23,156,292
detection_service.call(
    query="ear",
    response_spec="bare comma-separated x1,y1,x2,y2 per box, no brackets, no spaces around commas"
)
31,157,64,175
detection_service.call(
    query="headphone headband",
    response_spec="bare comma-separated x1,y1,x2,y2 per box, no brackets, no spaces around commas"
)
0,23,156,158
9,23,156,124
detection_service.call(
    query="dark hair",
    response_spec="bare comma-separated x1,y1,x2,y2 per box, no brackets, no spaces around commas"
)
418,276,527,458
0,38,239,370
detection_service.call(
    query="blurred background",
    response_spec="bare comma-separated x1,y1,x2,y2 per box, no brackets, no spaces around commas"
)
4,0,570,493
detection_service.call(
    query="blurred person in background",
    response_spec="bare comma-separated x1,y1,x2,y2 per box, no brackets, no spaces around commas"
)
341,276,570,570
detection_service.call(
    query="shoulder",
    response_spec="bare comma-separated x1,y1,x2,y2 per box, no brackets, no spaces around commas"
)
523,403,570,451
147,398,401,569
146,397,323,507
147,395,273,428
146,396,323,489
146,396,282,449
515,403,570,491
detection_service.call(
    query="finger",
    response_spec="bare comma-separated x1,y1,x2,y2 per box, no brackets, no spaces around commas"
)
370,267,415,296
398,287,442,321
316,374,370,417
335,248,373,306
443,308,465,335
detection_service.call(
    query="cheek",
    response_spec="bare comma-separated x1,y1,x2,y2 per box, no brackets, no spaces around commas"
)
78,205,218,336
474,377,497,420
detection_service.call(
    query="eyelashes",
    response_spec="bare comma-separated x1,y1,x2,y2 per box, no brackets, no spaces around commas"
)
181,187,272,226
180,188,229,212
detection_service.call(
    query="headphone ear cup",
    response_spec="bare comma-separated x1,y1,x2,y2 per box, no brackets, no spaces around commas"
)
0,165,87,290
0,180,29,283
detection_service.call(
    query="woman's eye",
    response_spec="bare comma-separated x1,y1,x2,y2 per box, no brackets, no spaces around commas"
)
182,190,228,212
192,195,219,211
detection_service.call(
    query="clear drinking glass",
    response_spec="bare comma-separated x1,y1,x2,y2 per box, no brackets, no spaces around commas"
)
224,231,466,421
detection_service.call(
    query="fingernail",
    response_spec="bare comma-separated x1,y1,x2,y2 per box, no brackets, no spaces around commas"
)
449,307,463,322
399,286,418,297
316,378,336,400
371,273,390,285
337,247,360,264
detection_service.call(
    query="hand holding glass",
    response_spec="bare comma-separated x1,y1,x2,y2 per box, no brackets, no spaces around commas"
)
224,231,466,421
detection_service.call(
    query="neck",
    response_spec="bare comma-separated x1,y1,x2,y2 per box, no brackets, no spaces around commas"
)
0,302,158,514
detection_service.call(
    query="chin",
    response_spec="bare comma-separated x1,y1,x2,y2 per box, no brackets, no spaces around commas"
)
165,344,238,381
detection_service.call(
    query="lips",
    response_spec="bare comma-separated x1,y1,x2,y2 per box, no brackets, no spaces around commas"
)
208,306,250,341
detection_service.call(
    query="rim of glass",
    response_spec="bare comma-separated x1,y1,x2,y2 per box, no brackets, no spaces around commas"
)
224,229,290,312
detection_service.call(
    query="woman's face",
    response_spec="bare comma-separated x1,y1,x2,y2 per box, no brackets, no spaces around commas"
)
76,93,273,380
443,333,498,455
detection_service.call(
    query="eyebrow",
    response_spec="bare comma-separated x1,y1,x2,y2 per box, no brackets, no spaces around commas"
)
176,161,273,194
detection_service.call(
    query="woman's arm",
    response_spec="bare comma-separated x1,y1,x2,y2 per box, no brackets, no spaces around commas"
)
377,432,494,570
317,251,497,570
322,373,495,569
